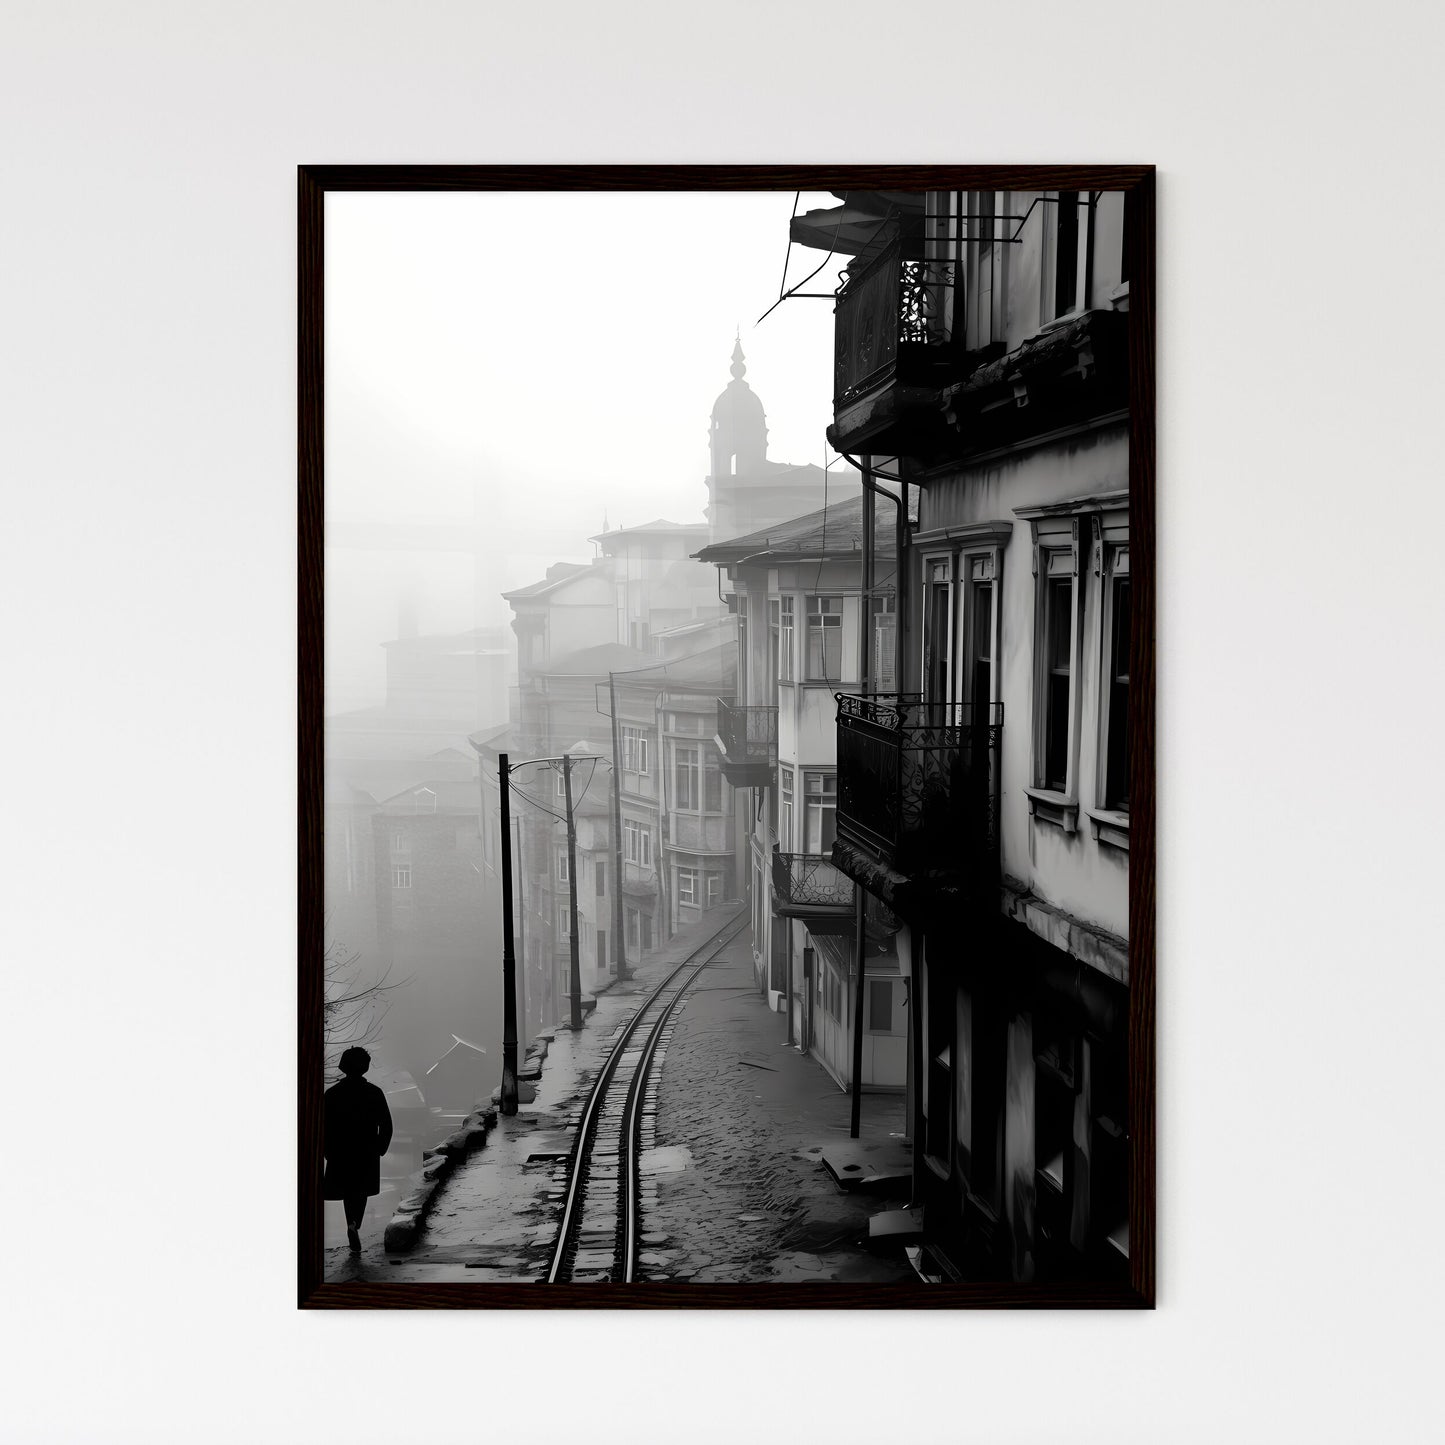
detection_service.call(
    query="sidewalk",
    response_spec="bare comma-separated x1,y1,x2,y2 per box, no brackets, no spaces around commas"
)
324,907,912,1286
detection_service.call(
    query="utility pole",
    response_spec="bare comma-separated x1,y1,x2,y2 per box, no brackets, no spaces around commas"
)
562,754,583,1031
496,753,520,1115
608,672,630,981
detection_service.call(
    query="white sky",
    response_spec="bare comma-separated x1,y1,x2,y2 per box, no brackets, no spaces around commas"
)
325,190,848,708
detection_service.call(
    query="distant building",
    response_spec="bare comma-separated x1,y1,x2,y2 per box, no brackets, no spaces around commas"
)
369,778,494,1086
705,338,857,547
324,621,509,970
381,624,511,730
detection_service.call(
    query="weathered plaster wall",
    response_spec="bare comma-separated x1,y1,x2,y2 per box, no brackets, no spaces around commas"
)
917,422,1130,946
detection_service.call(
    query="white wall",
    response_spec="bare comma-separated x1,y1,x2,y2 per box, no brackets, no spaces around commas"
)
5,4,1445,1445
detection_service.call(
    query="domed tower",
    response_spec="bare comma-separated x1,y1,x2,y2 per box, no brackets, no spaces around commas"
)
704,337,856,547
709,337,769,481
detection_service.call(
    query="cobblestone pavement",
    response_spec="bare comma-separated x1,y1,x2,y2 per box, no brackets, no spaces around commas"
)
641,930,914,1284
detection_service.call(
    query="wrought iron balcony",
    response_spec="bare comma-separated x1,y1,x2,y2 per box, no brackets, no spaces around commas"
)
832,694,1002,916
829,237,968,458
771,850,854,933
715,698,777,789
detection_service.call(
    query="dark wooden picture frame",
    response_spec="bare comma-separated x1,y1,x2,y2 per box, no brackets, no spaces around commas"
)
299,164,1155,1309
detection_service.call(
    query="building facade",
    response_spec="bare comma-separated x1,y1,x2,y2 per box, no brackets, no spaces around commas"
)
793,188,1136,1281
701,492,908,1093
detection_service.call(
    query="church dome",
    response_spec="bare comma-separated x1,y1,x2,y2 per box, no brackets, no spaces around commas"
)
710,338,767,428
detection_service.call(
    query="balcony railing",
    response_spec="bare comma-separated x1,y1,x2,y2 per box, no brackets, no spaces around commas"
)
835,237,959,407
772,851,854,912
834,694,1002,884
716,698,777,786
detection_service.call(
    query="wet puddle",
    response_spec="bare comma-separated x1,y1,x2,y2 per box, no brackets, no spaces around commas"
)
639,1144,692,1175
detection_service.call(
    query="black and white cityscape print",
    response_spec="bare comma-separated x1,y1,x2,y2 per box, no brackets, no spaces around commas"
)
317,180,1144,1295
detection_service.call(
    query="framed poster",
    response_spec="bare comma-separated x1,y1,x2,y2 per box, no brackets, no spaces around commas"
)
299,166,1155,1308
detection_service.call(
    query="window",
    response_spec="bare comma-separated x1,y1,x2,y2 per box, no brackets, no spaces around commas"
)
595,859,606,896
621,726,650,775
555,768,567,798
1105,576,1131,808
1020,511,1083,803
623,818,652,867
871,593,896,691
970,1005,1007,1205
1043,577,1074,792
918,525,1008,712
779,769,794,850
391,863,412,889
868,978,894,1032
768,599,782,699
556,849,569,884
706,873,722,907
1054,190,1080,317
677,867,698,906
779,597,795,682
922,557,953,703
557,904,570,938
703,752,723,812
924,957,952,1162
804,772,836,854
391,829,407,854
805,596,843,681
1103,545,1132,812
675,745,699,810
968,578,994,706
668,712,705,735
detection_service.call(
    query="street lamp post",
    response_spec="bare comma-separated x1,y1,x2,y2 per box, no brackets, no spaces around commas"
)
497,752,520,1116
505,748,601,1036
608,672,630,982
562,753,583,1031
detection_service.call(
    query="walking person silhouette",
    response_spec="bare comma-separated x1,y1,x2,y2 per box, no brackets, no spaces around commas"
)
323,1046,393,1253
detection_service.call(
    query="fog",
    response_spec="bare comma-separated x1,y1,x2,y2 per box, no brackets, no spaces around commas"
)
322,190,847,1210
325,189,846,713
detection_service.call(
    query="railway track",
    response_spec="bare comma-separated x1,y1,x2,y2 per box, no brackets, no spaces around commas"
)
545,910,748,1284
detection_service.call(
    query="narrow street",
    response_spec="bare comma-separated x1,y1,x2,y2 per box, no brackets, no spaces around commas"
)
643,927,912,1283
325,911,912,1286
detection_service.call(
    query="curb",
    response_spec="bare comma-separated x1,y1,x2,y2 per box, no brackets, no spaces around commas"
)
381,1103,498,1252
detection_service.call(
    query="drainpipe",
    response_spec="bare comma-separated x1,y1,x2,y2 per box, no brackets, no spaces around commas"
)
608,672,630,982
897,468,925,1204
845,452,920,1180
849,457,875,1138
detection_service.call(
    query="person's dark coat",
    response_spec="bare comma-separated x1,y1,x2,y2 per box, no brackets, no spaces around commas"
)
323,1075,394,1199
